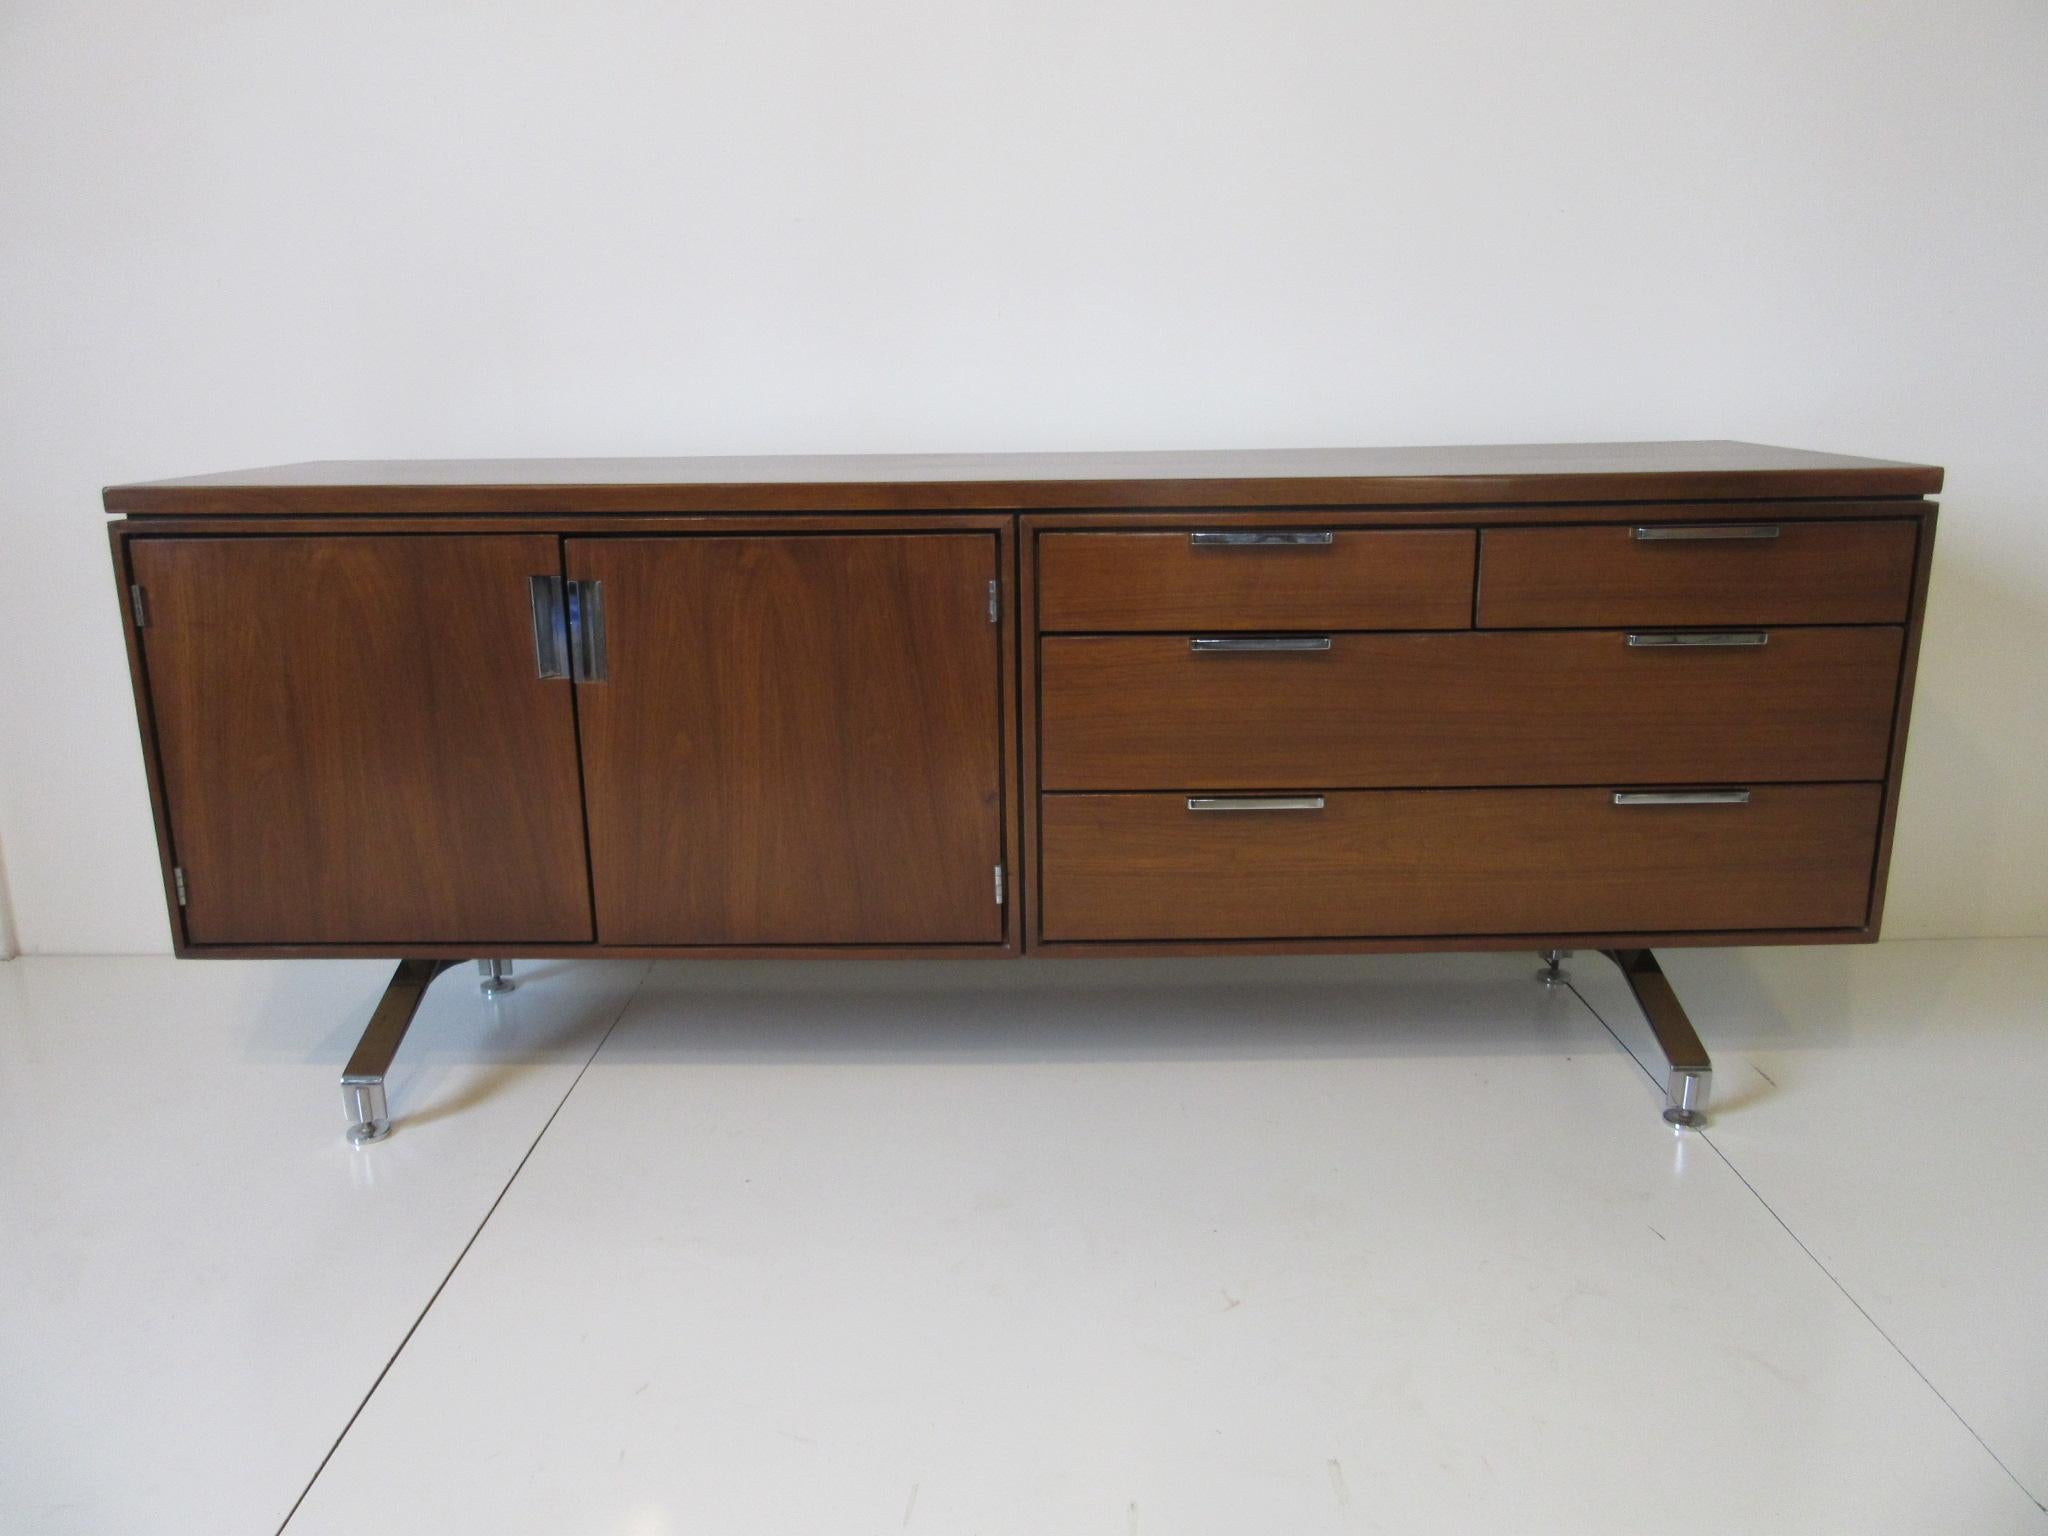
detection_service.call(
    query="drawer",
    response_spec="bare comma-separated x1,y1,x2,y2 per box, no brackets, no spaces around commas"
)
1039,785,1883,941
1039,628,1902,789
1037,528,1475,631
1477,518,1917,628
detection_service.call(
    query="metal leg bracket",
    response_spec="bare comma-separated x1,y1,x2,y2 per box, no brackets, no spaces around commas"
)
341,958,457,1145
1603,948,1712,1128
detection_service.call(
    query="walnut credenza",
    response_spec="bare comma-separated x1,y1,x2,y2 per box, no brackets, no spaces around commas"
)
105,442,1941,1139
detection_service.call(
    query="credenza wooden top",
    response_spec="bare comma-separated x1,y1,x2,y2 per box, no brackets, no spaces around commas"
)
103,441,1942,516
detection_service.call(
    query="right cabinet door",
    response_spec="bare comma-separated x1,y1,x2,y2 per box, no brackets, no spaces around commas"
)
567,535,1004,946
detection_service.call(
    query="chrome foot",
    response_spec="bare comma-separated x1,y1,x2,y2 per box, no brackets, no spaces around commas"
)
478,958,515,996
343,1079,391,1145
1664,1068,1711,1129
1537,949,1573,986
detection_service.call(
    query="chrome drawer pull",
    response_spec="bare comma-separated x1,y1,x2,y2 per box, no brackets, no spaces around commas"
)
1189,635,1332,653
1189,529,1335,547
1612,790,1752,807
567,578,608,682
1625,631,1769,648
1631,524,1781,541
527,575,569,680
1188,796,1326,813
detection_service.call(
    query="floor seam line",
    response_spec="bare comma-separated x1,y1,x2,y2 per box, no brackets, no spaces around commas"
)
271,959,655,1536
1567,974,2047,1515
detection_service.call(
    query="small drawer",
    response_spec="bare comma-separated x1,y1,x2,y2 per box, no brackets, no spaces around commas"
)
1039,785,1883,941
1039,628,1902,790
1477,518,1918,628
1037,528,1475,632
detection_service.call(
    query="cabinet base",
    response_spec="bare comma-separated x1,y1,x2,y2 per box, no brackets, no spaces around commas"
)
338,949,1718,1143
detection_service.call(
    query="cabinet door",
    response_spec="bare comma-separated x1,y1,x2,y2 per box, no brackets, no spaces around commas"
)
568,535,1003,945
133,536,593,946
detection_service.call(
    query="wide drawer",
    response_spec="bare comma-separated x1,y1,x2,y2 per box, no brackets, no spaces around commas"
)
1477,518,1918,627
1039,785,1883,940
1039,628,1903,789
1037,528,1475,631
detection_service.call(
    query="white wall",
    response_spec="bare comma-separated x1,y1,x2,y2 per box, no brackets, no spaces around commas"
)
3,1,2046,953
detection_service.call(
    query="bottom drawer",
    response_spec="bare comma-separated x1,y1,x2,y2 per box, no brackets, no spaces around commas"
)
1039,785,1882,941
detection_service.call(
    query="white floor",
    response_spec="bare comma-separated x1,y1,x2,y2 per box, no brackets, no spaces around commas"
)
1,944,2043,1534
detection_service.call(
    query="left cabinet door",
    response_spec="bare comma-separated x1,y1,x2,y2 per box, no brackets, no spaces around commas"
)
132,536,594,946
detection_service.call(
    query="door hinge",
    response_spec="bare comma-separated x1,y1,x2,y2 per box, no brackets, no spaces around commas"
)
129,583,149,628
173,867,188,907
987,579,999,624
994,864,1005,905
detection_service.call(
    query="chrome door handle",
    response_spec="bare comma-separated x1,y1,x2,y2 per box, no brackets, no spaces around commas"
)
1187,796,1326,812
528,575,569,680
1626,631,1769,648
1631,524,1781,541
1189,530,1334,547
567,578,607,683
1612,790,1752,806
1189,636,1333,653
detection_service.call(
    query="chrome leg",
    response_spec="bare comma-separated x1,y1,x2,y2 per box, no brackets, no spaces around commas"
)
1537,948,1572,986
1602,948,1713,1129
478,957,515,996
341,958,456,1145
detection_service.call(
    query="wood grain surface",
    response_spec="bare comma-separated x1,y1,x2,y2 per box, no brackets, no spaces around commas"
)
569,534,1004,944
1039,785,1884,941
1039,628,1904,789
1037,528,1475,631
1477,519,1918,627
103,441,1943,516
132,535,593,945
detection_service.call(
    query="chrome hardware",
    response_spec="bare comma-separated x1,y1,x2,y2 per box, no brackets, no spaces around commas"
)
1632,524,1781,541
1537,948,1572,986
341,958,457,1145
173,867,188,907
342,1079,390,1147
1666,1068,1711,1128
1612,790,1752,807
987,579,1000,624
1597,950,1712,1130
994,865,1005,905
567,579,607,683
1187,796,1326,812
478,958,515,996
1189,529,1334,547
528,575,569,679
1603,949,1714,1130
1625,631,1769,648
1189,635,1332,653
128,583,149,628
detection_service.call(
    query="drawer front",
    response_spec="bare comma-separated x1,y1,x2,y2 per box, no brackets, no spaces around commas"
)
1038,528,1475,631
1477,519,1918,628
1040,786,1883,940
1039,628,1902,789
